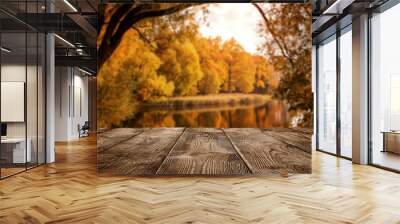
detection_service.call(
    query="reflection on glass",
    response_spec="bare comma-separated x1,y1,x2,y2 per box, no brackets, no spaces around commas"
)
27,32,38,169
318,36,337,154
0,0,47,179
371,3,400,171
1,32,27,177
340,28,352,158
38,33,46,165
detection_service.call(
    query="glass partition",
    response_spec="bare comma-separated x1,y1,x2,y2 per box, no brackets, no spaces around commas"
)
370,3,400,171
27,31,38,169
317,35,337,154
339,27,352,158
0,0,46,179
38,32,45,165
1,31,28,177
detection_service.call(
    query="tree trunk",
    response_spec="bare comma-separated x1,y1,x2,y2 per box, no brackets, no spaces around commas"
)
98,4,195,70
228,63,232,93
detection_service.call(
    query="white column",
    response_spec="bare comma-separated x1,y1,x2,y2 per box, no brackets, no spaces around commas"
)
352,14,369,164
46,32,55,163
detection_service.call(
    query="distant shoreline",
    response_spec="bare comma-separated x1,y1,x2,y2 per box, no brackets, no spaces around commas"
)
141,93,271,110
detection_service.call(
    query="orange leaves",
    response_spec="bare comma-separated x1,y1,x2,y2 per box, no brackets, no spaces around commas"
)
98,4,311,128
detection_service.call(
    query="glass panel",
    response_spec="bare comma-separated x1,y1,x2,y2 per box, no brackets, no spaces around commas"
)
1,31,27,177
38,32,45,165
339,28,352,158
371,4,400,171
26,0,39,169
27,31,38,169
0,0,46,178
318,36,337,154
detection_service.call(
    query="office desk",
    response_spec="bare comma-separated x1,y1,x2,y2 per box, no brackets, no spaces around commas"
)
1,138,31,163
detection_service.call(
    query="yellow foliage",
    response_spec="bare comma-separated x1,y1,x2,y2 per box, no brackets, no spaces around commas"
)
195,37,227,94
97,6,286,128
222,39,256,93
159,38,203,96
98,29,175,127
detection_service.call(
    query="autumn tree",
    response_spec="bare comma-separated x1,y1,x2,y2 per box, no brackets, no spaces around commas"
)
222,39,256,93
98,3,198,69
134,7,207,96
98,29,174,127
157,38,203,96
254,3,312,127
232,51,256,93
98,3,315,128
253,55,277,94
195,37,227,94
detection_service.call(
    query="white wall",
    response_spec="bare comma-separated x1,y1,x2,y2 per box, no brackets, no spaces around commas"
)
1,65,26,140
55,67,89,141
1,65,36,138
72,72,89,138
1,63,46,164
55,66,70,141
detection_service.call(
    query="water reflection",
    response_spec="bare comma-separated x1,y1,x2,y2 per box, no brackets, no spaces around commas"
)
122,100,291,128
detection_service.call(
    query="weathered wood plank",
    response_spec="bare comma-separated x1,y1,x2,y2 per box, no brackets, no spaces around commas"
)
222,129,255,174
156,128,251,175
261,128,312,153
223,128,311,175
98,128,184,175
97,128,144,152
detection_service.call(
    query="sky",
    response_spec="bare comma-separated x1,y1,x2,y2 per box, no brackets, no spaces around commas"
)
197,4,264,55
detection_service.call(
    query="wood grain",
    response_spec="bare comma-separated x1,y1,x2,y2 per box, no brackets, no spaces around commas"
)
261,128,312,153
223,128,311,175
97,128,144,152
98,128,311,176
156,128,251,175
98,128,184,175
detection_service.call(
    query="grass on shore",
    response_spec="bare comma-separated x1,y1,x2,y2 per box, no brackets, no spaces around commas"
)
143,93,271,109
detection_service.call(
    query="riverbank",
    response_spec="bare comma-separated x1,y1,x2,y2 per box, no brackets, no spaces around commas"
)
143,94,271,109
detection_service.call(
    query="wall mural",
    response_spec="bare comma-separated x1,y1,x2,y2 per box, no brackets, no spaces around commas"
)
97,3,312,176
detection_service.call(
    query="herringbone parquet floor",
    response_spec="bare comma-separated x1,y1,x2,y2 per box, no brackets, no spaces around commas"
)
1,136,400,224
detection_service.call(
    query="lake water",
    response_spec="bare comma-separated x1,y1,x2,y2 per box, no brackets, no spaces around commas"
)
121,100,291,128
